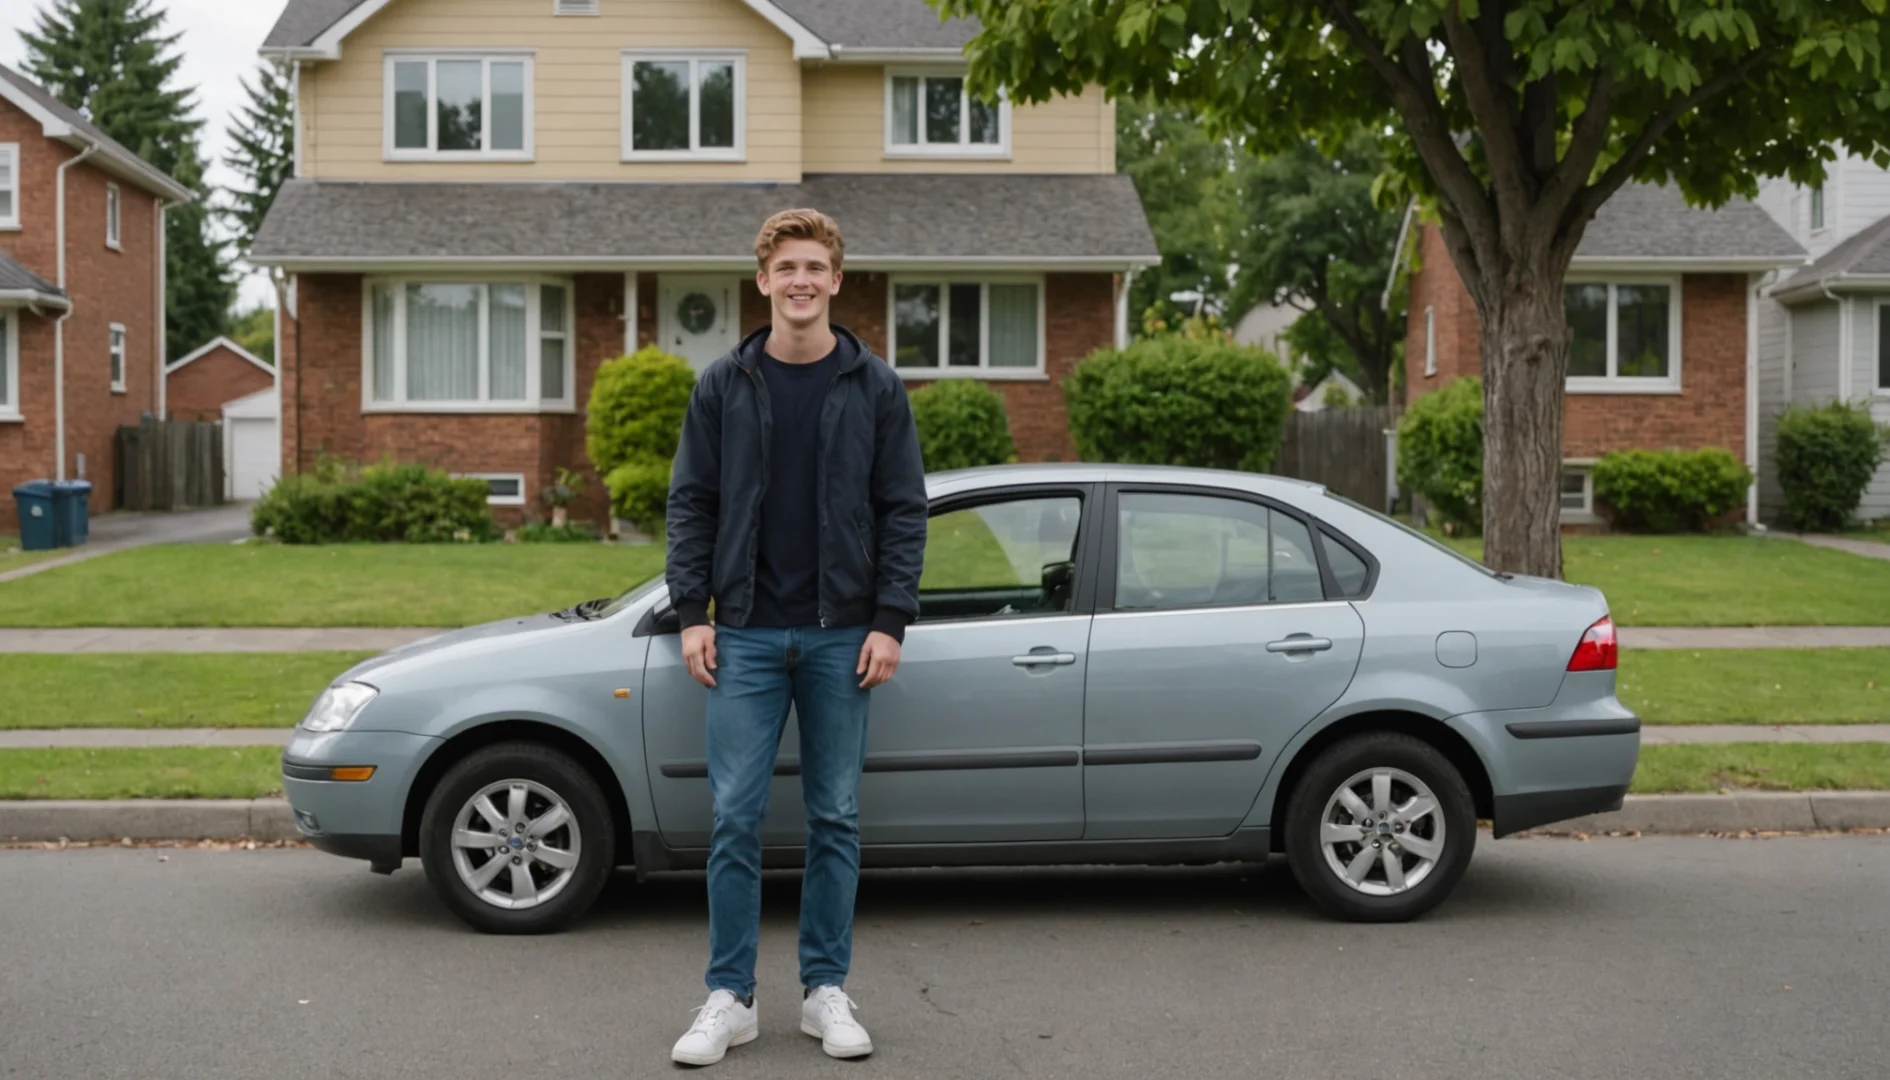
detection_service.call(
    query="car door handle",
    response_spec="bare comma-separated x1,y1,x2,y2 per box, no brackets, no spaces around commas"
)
1012,651,1077,667
1266,636,1333,654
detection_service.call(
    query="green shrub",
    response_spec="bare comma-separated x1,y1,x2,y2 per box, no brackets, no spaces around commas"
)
606,459,673,531
1591,448,1751,533
585,347,695,477
515,521,596,543
1397,377,1483,535
1776,402,1890,531
251,461,493,544
910,380,1018,473
1061,336,1292,472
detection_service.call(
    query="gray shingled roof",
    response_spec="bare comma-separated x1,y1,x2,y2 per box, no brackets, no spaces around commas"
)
1576,183,1804,262
0,63,186,199
1774,211,1890,298
250,174,1158,264
0,252,68,305
264,0,975,51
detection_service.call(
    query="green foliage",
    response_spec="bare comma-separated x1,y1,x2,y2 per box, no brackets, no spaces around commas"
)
515,522,596,544
1115,97,1249,329
251,462,493,544
1775,403,1890,531
221,59,294,265
585,347,695,476
1397,378,1484,535
1591,449,1752,533
1320,381,1358,409
1062,336,1291,472
1231,132,1404,404
540,466,586,510
605,460,673,530
228,305,274,365
910,380,1018,473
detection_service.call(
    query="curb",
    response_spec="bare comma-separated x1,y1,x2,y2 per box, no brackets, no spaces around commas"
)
4,793,1890,845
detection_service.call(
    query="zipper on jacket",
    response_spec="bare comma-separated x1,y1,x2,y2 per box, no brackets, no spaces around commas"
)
744,363,771,617
814,362,850,630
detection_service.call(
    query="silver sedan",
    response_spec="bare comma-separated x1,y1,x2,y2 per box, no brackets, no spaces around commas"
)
282,464,1639,929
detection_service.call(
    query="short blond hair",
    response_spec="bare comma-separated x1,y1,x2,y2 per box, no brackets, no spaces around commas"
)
755,208,845,272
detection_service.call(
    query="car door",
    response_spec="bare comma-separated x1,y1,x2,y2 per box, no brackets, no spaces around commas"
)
1082,485,1365,840
641,484,1097,849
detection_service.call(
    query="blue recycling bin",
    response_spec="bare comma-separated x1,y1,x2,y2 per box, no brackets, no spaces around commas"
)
52,480,93,547
12,480,58,551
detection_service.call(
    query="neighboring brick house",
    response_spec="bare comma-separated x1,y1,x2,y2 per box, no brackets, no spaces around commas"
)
253,0,1157,524
164,336,275,422
0,64,194,534
1390,184,1806,527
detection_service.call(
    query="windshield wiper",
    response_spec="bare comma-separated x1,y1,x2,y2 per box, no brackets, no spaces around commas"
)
554,596,614,621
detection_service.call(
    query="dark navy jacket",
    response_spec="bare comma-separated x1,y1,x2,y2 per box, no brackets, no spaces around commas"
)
664,324,928,641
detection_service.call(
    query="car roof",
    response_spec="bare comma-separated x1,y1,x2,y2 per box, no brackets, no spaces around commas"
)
925,462,1327,499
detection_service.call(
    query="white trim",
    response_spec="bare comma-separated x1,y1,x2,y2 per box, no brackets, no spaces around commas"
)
828,47,973,64
104,182,121,250
0,290,66,309
253,254,1162,272
362,274,576,413
458,472,528,506
1380,199,1416,312
1783,299,1794,402
382,53,536,163
1422,306,1436,377
290,60,303,180
1746,273,1761,526
887,275,1045,377
1113,269,1130,349
0,143,21,229
166,335,274,375
883,68,1010,159
0,309,18,419
728,0,830,60
1558,463,1596,523
1563,274,1683,394
620,51,747,162
553,0,600,13
108,323,127,393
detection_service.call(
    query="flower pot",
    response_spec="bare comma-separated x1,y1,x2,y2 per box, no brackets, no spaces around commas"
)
551,506,569,528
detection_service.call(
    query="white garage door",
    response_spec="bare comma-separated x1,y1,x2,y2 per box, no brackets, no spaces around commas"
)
228,416,279,499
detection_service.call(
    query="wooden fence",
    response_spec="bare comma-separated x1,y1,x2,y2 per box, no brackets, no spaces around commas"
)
115,417,226,511
1272,405,1401,511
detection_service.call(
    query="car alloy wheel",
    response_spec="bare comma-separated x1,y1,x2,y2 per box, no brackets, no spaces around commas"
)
449,778,582,911
1318,767,1445,896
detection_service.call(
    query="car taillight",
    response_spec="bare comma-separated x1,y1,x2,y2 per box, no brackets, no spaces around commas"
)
1567,615,1618,671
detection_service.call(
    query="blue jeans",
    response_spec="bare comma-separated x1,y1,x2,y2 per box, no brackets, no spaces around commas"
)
705,623,872,999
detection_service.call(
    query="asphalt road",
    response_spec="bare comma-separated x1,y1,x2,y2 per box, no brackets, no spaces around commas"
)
2,836,1886,1080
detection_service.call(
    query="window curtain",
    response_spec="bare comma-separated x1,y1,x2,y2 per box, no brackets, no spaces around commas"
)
988,284,1038,367
406,284,479,401
891,77,919,143
489,284,527,400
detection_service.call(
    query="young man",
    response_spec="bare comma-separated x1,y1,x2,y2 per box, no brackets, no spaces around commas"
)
665,209,927,1066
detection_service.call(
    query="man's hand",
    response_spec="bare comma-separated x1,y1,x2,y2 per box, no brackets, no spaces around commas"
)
856,631,901,689
682,625,718,688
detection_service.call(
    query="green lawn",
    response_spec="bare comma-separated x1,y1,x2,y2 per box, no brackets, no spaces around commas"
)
1631,743,1890,794
1621,648,1890,725
1439,534,1890,626
0,747,284,799
0,653,372,729
0,535,66,575
0,543,666,628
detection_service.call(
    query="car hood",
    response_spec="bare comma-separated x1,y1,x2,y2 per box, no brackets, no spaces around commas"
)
337,613,587,685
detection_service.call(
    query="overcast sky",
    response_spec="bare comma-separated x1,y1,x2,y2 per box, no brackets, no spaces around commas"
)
0,0,290,309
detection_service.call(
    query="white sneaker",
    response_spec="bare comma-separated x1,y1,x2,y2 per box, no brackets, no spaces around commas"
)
801,985,873,1059
671,990,758,1067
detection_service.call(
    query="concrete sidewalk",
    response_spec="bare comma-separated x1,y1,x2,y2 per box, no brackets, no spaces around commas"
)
1786,533,1890,562
6,625,1890,653
0,504,253,585
5,723,1890,750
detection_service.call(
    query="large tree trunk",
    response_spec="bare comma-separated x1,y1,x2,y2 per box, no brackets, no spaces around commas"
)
1473,270,1568,579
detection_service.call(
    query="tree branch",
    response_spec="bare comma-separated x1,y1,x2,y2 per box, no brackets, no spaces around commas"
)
1534,70,1616,227
1438,1,1532,229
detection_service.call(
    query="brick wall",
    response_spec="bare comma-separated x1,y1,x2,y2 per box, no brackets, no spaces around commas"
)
165,344,274,422
0,97,163,533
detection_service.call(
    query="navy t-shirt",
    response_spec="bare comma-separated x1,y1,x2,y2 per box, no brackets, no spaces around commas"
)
746,337,848,628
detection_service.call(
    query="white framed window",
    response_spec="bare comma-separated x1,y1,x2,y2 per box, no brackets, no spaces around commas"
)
384,53,534,161
1559,465,1595,520
621,51,745,161
460,473,527,506
1423,305,1436,376
1564,277,1682,393
105,182,121,249
553,0,598,13
0,311,18,419
0,143,18,229
362,276,575,413
885,69,1009,158
108,323,126,393
1810,185,1827,232
889,277,1044,379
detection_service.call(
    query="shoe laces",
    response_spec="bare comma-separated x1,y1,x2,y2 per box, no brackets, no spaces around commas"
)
813,988,861,1028
688,993,738,1033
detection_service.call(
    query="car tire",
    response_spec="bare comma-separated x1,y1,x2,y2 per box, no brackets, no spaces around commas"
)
419,741,615,935
1283,732,1476,923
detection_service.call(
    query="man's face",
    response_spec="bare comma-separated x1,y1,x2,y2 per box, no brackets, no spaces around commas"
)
757,237,842,329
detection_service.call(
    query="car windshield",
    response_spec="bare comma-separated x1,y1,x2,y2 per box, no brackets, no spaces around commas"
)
1326,494,1499,578
593,575,668,620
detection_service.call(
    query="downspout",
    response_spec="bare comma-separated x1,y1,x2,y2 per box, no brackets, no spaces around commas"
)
1821,279,1848,402
54,142,102,482
1746,270,1774,527
1114,268,1134,348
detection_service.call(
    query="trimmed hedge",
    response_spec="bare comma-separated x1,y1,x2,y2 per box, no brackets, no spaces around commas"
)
1775,402,1890,531
1061,336,1291,471
605,459,673,533
1396,376,1483,535
251,462,493,544
1591,448,1750,533
910,380,1018,473
586,347,694,529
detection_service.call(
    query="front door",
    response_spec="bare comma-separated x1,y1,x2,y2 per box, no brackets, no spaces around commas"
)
1082,486,1365,840
658,275,741,371
640,485,1096,849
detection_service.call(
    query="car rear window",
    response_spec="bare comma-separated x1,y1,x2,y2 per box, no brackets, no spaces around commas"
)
1325,494,1498,578
1320,528,1371,597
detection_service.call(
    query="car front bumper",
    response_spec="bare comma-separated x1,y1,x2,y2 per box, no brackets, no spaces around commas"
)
281,728,442,866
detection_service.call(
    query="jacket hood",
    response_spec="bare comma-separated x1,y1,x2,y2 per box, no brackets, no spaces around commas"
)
732,323,873,374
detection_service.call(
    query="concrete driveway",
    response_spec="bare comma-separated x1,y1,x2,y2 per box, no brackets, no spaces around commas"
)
0,502,252,583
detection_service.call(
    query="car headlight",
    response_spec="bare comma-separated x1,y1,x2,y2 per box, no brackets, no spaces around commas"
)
300,682,379,732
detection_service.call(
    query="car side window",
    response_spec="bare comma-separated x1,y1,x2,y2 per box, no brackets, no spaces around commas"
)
917,495,1082,622
1115,493,1324,611
1321,528,1371,597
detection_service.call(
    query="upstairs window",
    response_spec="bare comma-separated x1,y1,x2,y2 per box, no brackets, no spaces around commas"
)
0,143,18,227
1810,185,1827,232
386,54,532,160
1564,279,1681,393
0,311,17,418
622,53,743,161
886,71,1007,157
109,324,126,392
105,182,121,249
